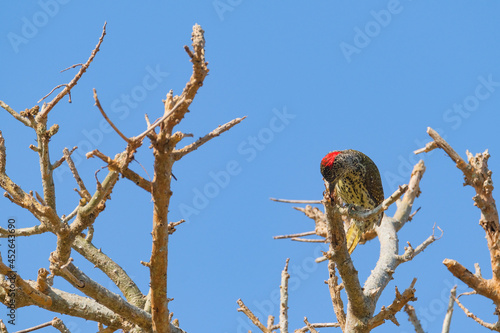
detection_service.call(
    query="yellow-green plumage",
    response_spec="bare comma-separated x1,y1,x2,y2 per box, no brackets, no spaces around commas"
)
320,149,384,254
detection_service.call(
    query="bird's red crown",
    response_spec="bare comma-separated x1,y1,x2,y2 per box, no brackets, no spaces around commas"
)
321,151,341,168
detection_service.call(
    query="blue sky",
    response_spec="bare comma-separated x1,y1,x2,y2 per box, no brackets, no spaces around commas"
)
1,1,500,332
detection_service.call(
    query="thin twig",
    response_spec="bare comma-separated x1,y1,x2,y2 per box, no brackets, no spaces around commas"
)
38,22,107,119
0,100,31,126
414,140,438,155
458,290,477,298
14,321,53,333
62,205,80,224
274,231,316,239
237,299,271,333
168,219,187,235
38,84,68,103
303,317,318,333
453,294,500,331
63,146,91,199
396,224,442,263
52,146,76,170
172,116,246,160
291,238,325,243
93,88,130,143
270,198,322,204
296,321,340,333
60,63,83,72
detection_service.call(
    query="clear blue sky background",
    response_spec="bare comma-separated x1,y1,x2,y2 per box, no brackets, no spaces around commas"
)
1,1,500,332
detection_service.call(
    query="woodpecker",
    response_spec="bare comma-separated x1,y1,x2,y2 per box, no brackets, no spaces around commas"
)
320,149,384,254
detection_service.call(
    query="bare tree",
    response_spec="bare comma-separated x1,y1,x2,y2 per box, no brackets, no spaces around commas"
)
415,127,500,331
0,23,244,332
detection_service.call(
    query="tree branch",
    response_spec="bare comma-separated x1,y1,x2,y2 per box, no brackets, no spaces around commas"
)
393,160,426,230
72,236,146,308
405,304,424,333
93,88,130,143
56,262,152,331
296,320,340,333
443,259,500,303
172,116,246,160
368,278,417,330
323,195,368,319
237,299,271,333
0,224,48,237
441,286,457,333
14,317,71,333
37,22,107,119
0,101,31,127
63,147,90,200
270,198,322,204
327,261,346,330
0,281,132,330
396,225,442,263
86,149,152,193
453,294,500,331
280,259,290,333
274,231,316,239
0,133,62,231
0,258,52,307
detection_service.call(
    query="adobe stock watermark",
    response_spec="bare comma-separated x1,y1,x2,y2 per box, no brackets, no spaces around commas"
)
442,74,500,130
212,0,243,21
384,74,499,192
339,0,407,63
7,0,72,54
177,106,296,221
231,245,324,333
53,65,169,182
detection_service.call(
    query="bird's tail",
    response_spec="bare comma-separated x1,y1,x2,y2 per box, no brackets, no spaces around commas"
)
346,223,361,254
